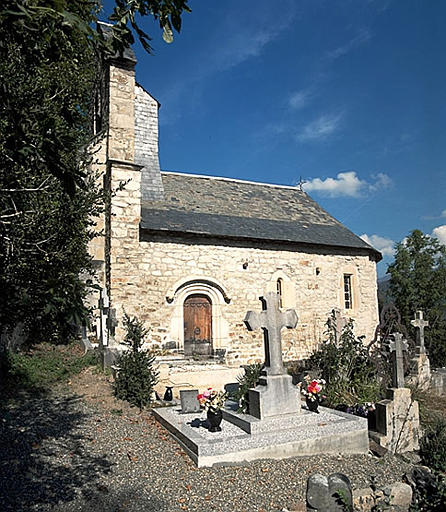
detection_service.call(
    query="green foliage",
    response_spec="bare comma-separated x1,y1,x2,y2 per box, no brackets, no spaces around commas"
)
113,313,159,410
2,342,97,391
0,1,104,343
388,229,446,367
234,363,263,413
308,312,382,406
419,417,446,472
0,1,192,345
410,473,446,511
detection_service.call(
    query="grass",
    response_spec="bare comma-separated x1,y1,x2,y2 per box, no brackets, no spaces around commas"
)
2,342,97,392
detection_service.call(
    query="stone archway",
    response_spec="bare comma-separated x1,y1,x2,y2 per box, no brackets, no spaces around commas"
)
167,278,230,355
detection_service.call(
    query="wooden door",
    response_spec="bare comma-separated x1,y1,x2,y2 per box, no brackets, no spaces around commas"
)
183,294,212,357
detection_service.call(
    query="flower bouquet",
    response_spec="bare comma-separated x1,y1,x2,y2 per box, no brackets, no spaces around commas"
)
301,376,326,412
197,388,228,412
197,388,228,432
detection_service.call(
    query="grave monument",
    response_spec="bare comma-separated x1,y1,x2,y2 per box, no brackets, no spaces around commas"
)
370,333,420,453
408,310,431,390
244,292,301,418
153,295,369,466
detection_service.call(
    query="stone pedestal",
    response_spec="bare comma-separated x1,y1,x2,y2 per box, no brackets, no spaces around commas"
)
370,388,420,454
248,373,301,419
407,351,431,391
431,368,446,395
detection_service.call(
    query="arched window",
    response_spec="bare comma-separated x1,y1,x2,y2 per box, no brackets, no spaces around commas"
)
277,278,283,308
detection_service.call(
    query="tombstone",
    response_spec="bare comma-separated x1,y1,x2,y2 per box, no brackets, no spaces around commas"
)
180,389,201,414
408,310,431,390
389,333,408,388
411,310,428,354
307,473,353,511
244,292,301,419
98,288,110,347
370,333,420,453
79,324,94,354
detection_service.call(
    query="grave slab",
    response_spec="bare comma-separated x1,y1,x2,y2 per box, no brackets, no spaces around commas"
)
153,401,368,467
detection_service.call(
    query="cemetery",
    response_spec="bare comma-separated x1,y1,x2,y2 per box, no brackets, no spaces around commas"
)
2,3,446,511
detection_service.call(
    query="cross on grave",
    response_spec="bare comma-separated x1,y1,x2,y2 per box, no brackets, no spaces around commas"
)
389,332,408,388
244,292,298,376
243,292,301,419
98,288,110,348
411,310,429,354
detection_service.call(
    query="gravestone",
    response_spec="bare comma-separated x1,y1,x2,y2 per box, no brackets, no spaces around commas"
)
180,389,201,413
408,310,431,390
307,472,353,511
97,288,120,368
411,310,428,354
389,333,408,388
244,292,301,419
370,332,420,453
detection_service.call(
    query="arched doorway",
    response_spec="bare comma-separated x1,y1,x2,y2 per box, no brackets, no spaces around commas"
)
183,294,212,357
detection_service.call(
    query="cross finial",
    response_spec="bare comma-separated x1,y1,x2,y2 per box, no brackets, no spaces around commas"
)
410,310,428,354
297,176,307,191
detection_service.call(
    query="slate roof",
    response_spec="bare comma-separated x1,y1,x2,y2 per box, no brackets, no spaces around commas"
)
140,172,381,260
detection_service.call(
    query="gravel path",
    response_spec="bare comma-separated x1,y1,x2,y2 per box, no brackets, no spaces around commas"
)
0,388,414,512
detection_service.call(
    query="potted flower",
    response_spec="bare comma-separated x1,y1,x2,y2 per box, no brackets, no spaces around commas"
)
301,376,326,413
197,388,228,432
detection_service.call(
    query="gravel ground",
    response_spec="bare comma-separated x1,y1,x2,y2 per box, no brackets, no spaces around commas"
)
0,384,415,512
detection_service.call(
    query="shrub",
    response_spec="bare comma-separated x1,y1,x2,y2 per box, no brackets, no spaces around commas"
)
409,470,446,511
308,312,383,406
419,417,446,472
234,363,263,413
113,313,159,410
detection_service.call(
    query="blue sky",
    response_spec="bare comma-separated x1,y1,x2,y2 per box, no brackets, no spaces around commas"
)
103,0,446,276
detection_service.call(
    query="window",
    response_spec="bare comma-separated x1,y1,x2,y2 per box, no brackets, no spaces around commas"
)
276,278,283,308
343,274,353,309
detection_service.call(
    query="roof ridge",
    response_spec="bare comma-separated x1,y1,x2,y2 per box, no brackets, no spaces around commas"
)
161,170,304,192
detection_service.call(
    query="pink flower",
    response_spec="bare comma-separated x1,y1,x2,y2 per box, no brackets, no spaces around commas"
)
307,380,322,394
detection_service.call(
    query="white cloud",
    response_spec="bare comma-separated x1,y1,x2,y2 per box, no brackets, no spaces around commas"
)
326,28,372,61
432,225,446,245
370,172,392,191
297,113,343,142
289,90,311,110
360,234,396,257
441,210,446,218
303,171,392,198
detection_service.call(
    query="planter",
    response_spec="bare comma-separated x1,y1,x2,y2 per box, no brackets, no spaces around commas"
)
306,397,319,413
207,409,223,432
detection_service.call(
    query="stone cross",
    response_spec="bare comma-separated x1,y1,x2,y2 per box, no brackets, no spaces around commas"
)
98,288,110,347
389,332,408,388
411,310,429,354
244,292,298,376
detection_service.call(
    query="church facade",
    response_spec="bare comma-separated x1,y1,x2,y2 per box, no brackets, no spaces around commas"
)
89,47,381,367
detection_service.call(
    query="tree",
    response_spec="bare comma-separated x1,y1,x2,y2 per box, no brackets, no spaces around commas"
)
0,1,191,346
113,313,159,410
387,230,446,367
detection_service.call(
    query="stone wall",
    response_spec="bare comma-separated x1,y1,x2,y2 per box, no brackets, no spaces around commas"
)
109,227,379,366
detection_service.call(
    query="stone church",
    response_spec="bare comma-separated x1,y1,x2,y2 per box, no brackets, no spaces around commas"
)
89,43,381,370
